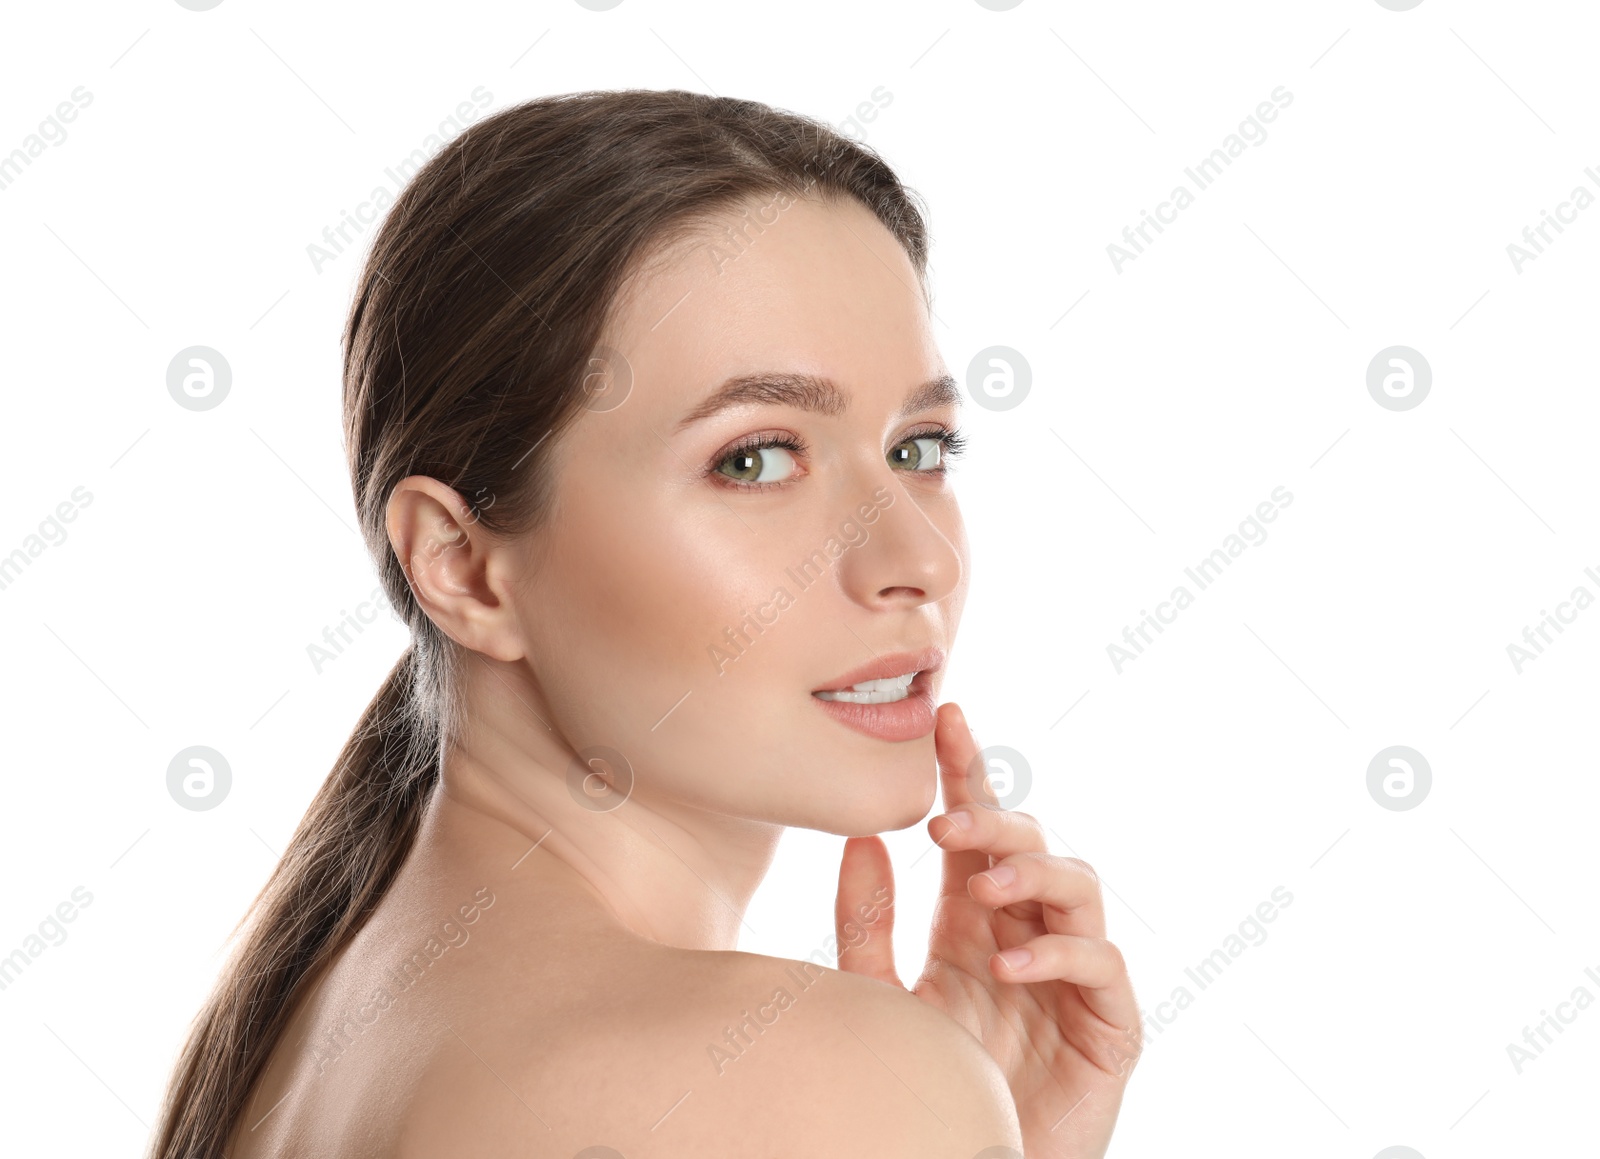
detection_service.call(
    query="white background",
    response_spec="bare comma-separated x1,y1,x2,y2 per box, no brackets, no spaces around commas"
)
1,1,1596,1156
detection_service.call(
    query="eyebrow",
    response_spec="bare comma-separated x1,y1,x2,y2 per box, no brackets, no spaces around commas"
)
674,372,960,433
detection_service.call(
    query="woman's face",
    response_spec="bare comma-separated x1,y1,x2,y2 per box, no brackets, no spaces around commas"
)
512,192,968,836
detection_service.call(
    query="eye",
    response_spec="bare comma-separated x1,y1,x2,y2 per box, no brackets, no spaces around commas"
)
889,426,967,473
712,435,803,488
890,436,943,471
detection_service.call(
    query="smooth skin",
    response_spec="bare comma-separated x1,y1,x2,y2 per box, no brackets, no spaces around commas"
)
226,193,1136,1157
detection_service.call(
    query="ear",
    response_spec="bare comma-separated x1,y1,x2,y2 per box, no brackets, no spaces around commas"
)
384,475,526,663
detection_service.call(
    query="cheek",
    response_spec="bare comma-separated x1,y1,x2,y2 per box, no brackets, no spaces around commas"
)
527,485,824,801
538,489,788,691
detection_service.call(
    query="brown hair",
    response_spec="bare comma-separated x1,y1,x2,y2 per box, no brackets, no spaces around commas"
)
147,87,931,1157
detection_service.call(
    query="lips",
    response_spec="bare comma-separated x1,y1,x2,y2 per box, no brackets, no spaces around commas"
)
810,662,941,741
812,645,946,694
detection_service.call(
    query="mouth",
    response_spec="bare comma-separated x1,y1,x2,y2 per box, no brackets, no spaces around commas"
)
810,646,944,740
813,671,919,705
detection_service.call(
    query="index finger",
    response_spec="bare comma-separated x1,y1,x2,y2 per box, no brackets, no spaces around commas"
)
935,700,1000,812
931,701,1000,896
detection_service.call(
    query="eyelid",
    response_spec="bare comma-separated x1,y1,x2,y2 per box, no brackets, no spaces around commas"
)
898,420,966,447
896,425,967,471
706,429,809,472
703,430,808,491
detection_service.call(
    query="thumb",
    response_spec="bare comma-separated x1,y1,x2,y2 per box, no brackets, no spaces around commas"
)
834,835,902,989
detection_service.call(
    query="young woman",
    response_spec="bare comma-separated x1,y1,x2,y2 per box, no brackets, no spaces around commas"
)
148,89,1140,1158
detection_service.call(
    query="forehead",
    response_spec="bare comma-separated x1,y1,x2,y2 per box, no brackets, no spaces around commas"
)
599,193,937,409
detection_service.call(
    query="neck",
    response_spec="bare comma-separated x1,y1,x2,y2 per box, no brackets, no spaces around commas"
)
415,663,783,953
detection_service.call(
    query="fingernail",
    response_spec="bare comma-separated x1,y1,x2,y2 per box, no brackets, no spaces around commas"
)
997,947,1032,970
982,864,1016,888
943,808,973,831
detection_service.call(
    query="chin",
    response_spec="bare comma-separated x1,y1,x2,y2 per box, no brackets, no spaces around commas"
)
815,758,939,837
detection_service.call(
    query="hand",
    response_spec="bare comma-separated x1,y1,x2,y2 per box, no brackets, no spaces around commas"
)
834,701,1141,1159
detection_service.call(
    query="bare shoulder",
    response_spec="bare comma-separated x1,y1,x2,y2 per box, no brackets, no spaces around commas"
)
400,947,1022,1158
730,954,1024,1154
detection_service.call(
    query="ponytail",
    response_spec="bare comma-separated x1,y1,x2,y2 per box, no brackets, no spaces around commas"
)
147,645,440,1158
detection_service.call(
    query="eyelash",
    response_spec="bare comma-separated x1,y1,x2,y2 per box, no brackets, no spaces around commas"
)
708,425,969,491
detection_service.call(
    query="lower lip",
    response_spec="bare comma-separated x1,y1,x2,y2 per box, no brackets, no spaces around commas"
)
810,670,937,741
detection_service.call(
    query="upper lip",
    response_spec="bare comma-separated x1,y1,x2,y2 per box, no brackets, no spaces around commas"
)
812,645,946,693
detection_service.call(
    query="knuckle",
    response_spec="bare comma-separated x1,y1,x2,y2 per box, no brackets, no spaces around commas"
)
1061,855,1099,883
1098,938,1126,973
1012,810,1045,837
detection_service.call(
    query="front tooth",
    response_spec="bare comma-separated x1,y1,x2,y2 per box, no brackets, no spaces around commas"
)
851,674,913,693
816,672,916,704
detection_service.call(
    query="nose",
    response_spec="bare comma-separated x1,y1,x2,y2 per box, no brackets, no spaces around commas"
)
833,476,963,611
